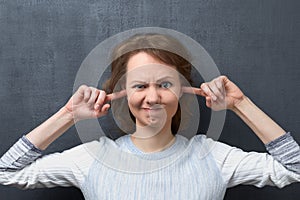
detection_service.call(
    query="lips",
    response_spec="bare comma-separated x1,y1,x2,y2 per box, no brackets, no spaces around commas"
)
144,108,162,110
142,106,166,124
142,105,164,111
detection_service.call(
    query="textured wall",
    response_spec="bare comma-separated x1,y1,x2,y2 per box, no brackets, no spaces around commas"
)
0,0,299,199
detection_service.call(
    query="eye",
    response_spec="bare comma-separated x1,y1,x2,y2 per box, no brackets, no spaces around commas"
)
132,84,146,90
160,81,172,89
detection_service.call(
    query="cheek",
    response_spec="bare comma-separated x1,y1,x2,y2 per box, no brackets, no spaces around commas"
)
127,91,143,111
171,85,182,98
164,92,179,114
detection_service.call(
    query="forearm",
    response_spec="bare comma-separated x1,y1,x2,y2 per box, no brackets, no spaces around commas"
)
26,107,75,150
232,96,286,144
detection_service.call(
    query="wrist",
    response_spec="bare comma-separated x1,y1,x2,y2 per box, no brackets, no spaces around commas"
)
231,95,249,113
59,107,76,125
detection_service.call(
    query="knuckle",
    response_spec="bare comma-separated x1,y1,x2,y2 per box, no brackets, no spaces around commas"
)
85,88,92,94
95,89,100,95
100,90,106,95
89,86,97,92
79,85,88,90
99,90,107,98
200,83,207,89
96,91,106,103
220,75,228,80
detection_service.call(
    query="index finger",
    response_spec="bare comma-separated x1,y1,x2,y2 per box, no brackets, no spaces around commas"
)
182,86,206,97
106,90,127,102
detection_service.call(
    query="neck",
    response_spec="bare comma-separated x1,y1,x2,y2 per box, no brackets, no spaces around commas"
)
131,120,176,153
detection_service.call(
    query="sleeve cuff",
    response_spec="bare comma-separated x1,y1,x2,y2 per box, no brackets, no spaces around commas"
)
265,132,300,174
21,135,43,154
265,132,291,149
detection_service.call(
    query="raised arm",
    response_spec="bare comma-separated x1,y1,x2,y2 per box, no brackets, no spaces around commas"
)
26,85,118,150
183,75,285,144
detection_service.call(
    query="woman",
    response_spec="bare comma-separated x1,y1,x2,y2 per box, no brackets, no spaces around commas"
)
0,34,299,199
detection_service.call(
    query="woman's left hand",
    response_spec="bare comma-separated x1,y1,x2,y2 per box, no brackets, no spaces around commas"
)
183,75,245,111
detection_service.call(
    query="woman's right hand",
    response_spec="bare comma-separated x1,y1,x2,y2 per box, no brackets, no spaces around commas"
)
64,85,117,121
26,85,126,150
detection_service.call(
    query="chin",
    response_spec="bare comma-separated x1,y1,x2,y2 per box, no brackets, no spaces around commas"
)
138,115,168,128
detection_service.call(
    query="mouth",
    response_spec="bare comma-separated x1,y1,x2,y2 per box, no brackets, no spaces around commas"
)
143,108,162,113
142,105,164,111
139,105,167,125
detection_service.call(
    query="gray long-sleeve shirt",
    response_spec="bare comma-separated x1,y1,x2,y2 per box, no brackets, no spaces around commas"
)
0,133,300,199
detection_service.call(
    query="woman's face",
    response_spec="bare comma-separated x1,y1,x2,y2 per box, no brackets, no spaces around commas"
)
126,52,181,129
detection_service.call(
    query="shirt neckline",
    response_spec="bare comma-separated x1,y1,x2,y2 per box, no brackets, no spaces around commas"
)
121,134,187,160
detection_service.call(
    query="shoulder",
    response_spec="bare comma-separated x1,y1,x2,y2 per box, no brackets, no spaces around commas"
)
189,134,238,161
79,136,119,152
58,136,117,163
192,134,234,149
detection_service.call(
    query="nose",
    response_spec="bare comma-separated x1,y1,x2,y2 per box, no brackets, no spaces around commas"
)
145,85,160,105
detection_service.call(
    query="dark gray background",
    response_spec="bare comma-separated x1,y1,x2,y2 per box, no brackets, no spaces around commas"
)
0,0,299,199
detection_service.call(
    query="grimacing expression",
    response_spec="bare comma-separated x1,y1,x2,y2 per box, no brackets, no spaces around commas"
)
126,52,182,129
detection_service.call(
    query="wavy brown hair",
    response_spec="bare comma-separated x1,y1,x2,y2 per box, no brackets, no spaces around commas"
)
104,33,193,134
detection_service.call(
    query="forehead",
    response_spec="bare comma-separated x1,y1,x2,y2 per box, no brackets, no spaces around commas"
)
127,52,175,71
126,52,179,82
